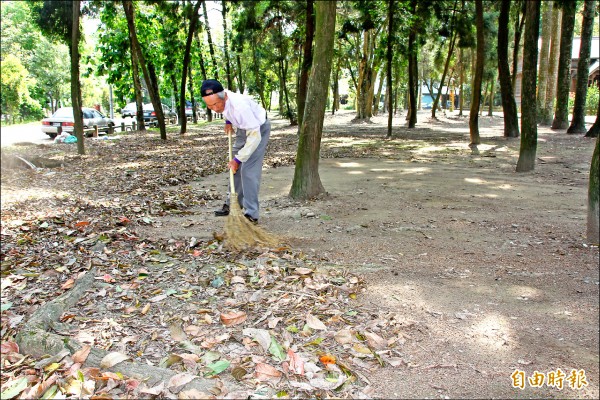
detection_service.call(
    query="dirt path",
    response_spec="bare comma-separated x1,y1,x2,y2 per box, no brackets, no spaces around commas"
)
145,111,599,398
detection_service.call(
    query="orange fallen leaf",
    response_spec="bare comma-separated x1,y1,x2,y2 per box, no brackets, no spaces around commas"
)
220,310,247,326
75,221,90,228
319,354,336,365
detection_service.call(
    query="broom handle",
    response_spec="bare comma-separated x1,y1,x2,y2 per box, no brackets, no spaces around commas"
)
228,133,236,195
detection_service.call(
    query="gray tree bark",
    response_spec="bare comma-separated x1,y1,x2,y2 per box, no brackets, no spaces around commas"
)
289,1,337,200
516,0,541,172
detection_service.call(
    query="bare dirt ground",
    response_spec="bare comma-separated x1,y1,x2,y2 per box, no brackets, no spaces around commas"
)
1,109,598,399
147,110,600,398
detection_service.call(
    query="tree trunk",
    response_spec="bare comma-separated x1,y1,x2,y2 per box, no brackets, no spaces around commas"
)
511,1,526,92
585,96,600,137
497,0,519,137
222,1,234,90
516,0,540,172
407,1,418,128
386,0,394,137
551,0,576,130
588,135,600,243
202,1,219,79
179,0,202,135
236,54,244,93
432,2,458,121
567,0,595,134
130,48,146,131
123,1,166,140
297,0,314,128
536,0,553,120
488,79,495,116
459,48,465,116
195,29,213,122
469,0,485,148
70,0,85,155
289,1,336,200
541,6,562,125
188,64,198,123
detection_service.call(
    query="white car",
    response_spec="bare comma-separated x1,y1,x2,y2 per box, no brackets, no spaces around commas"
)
41,107,115,139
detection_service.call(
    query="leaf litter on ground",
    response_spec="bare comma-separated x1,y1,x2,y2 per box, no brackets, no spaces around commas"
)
0,123,426,398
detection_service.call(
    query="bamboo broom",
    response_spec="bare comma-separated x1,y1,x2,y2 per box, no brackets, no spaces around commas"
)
224,133,279,251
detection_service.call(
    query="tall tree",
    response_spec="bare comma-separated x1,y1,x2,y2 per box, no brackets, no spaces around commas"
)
222,1,234,90
540,5,562,125
31,0,86,154
587,135,600,243
289,1,336,200
469,0,485,150
179,0,202,135
297,0,315,129
551,0,577,130
497,0,519,137
407,0,418,128
516,0,541,172
536,1,553,121
431,0,460,119
386,0,395,138
511,1,526,92
202,0,219,79
70,0,85,155
122,0,167,140
567,0,596,134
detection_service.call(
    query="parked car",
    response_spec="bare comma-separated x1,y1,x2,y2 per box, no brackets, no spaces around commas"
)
142,103,178,126
121,102,138,118
41,107,115,139
185,100,195,119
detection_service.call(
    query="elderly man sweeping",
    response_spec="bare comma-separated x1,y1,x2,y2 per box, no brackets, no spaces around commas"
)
201,79,271,225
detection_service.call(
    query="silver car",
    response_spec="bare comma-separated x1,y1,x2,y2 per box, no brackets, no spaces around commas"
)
41,107,115,139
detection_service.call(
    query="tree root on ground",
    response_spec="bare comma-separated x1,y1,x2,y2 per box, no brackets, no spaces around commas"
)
15,268,233,394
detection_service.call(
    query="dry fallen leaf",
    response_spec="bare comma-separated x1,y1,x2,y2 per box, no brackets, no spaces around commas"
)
334,329,354,344
306,314,327,331
61,278,75,290
364,331,387,350
220,310,247,326
166,372,196,390
254,362,282,381
287,349,305,375
72,345,91,364
169,324,188,342
99,352,131,369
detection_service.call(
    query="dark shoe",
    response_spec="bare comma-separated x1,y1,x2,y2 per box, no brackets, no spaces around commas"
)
244,214,258,224
214,204,229,216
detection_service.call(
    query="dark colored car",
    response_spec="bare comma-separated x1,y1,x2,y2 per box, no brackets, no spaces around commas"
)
142,103,178,126
41,107,115,139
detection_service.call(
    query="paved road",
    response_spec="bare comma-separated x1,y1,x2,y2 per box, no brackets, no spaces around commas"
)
1,118,132,148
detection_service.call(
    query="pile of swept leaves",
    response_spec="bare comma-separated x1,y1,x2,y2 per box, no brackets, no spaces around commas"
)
1,121,420,398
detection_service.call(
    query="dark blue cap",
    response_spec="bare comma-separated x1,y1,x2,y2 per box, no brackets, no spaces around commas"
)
201,79,224,97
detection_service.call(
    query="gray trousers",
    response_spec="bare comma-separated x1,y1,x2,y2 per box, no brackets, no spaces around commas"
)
227,119,270,219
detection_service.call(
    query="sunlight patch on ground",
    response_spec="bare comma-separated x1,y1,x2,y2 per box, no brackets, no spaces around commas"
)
347,170,365,175
465,177,487,185
508,285,543,301
399,167,431,174
337,162,363,168
0,187,71,208
472,314,513,350
471,193,499,199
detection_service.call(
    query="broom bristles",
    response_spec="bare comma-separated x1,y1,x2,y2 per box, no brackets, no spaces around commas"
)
224,194,279,251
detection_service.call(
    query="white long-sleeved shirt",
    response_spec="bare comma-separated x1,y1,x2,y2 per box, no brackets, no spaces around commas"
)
223,90,267,163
